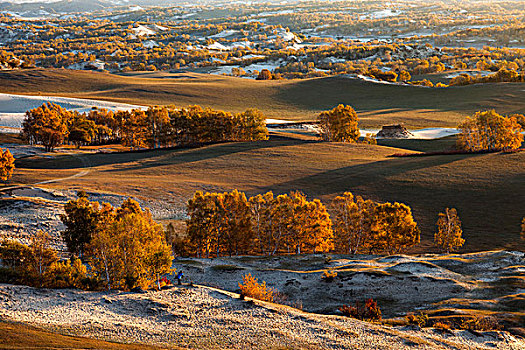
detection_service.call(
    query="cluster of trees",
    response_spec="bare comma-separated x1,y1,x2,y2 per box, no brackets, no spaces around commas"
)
0,147,15,182
0,231,89,289
60,193,173,290
330,192,420,255
186,190,333,257
457,110,524,151
0,193,174,291
183,189,420,257
450,68,525,86
21,103,268,151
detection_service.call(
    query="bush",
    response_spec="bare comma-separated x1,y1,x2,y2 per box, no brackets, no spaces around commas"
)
321,270,337,282
238,273,274,302
460,316,502,331
42,257,88,289
339,299,382,321
406,312,429,327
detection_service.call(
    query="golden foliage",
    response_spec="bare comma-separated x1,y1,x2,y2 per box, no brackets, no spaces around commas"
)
457,110,523,151
0,147,15,182
238,273,274,302
317,104,360,143
434,208,465,253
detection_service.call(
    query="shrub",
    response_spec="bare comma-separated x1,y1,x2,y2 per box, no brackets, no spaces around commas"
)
406,312,429,327
339,299,382,321
321,270,337,282
42,257,88,289
238,273,274,302
433,321,451,331
460,316,502,331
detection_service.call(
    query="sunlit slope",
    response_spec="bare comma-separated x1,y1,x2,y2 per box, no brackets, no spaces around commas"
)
14,139,525,252
1,69,525,128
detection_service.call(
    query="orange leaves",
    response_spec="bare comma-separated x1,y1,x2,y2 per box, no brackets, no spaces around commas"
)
331,192,420,255
457,110,524,151
434,208,464,253
0,147,14,182
239,273,274,302
317,104,360,143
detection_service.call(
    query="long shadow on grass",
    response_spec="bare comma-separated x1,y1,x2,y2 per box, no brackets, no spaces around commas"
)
17,136,319,171
252,153,474,198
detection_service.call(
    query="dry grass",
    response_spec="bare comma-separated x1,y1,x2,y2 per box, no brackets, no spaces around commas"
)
1,69,525,128
10,135,525,253
0,321,166,350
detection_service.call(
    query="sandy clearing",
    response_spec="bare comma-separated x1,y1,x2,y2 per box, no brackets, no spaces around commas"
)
0,93,144,129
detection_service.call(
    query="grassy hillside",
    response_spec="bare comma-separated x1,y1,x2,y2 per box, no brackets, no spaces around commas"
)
0,321,165,350
1,69,525,128
13,136,525,253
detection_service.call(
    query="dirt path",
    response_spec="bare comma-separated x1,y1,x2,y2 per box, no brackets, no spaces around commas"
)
0,152,91,193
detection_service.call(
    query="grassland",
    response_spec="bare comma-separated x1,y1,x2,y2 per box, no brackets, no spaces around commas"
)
11,134,525,253
0,321,165,350
1,69,525,128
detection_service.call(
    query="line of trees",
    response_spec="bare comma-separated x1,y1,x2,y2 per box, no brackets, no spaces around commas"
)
457,110,524,151
21,103,269,151
182,189,420,257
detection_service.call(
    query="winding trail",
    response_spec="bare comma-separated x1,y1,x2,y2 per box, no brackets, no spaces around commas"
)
0,152,91,193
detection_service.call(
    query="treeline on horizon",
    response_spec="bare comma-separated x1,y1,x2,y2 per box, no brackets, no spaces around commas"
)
21,103,269,151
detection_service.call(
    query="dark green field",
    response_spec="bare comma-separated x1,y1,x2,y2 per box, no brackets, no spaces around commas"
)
1,69,525,128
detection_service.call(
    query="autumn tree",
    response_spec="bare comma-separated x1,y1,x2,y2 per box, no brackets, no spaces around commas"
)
146,106,170,148
118,109,148,150
186,190,252,257
0,147,15,182
457,110,524,151
21,102,70,151
371,202,420,254
256,69,272,80
68,113,96,148
289,192,333,254
434,208,464,253
520,217,525,242
331,192,376,254
60,191,101,258
26,230,59,286
88,199,173,290
317,104,360,142
248,191,275,254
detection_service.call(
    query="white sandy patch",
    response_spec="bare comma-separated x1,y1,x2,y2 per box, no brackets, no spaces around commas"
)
0,93,144,129
410,128,459,139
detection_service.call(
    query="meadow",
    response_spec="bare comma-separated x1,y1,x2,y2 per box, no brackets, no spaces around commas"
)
10,132,524,253
1,69,525,128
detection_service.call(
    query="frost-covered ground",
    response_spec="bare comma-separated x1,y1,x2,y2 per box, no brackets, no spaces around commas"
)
174,251,525,320
0,280,523,349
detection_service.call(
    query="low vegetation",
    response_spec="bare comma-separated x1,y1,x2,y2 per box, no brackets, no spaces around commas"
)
339,299,382,322
238,273,274,302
